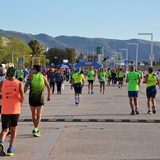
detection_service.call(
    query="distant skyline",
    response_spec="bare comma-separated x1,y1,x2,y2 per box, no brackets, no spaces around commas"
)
1,0,160,41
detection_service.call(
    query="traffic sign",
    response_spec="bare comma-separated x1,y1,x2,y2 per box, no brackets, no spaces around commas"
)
51,63,54,66
149,53,155,61
19,58,24,63
124,60,130,66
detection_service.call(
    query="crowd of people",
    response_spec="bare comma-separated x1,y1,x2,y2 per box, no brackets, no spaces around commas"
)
0,64,159,156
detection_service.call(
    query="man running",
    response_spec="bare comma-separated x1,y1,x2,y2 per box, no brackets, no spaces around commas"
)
0,67,6,113
0,67,24,156
98,68,107,94
17,68,24,82
118,68,125,89
107,68,112,85
144,67,159,114
86,66,95,94
126,66,141,115
72,68,84,106
24,65,51,137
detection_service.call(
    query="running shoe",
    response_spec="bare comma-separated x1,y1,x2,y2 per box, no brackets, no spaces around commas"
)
91,91,94,94
88,91,90,94
147,111,152,114
6,147,14,156
130,111,135,115
75,102,79,106
152,106,156,114
135,109,139,115
32,129,41,137
0,143,6,156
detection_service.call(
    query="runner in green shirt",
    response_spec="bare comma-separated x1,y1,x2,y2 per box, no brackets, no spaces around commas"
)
126,66,141,115
17,69,24,82
98,68,107,94
86,66,95,94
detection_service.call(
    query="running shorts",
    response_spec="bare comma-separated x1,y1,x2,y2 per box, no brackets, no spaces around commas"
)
118,77,123,81
74,83,82,94
146,85,157,99
128,91,138,97
88,80,94,85
99,81,105,84
1,114,20,129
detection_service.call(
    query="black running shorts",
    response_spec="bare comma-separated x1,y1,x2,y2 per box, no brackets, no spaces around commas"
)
1,114,20,129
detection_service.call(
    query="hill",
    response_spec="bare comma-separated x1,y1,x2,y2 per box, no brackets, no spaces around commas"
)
0,29,160,62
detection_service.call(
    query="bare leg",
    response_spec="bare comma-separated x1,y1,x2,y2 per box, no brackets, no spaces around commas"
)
129,97,134,111
134,97,138,109
147,98,151,111
151,98,156,107
0,128,9,142
30,106,43,129
9,127,17,146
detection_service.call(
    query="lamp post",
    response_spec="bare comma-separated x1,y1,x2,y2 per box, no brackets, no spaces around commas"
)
138,33,153,66
119,48,129,71
128,43,138,69
12,53,19,66
116,52,123,68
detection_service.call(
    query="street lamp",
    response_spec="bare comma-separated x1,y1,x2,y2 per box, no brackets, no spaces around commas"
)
128,43,138,69
138,33,153,66
115,52,122,68
12,53,19,66
119,48,129,71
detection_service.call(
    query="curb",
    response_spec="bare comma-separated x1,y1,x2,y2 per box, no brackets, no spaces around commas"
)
16,118,160,123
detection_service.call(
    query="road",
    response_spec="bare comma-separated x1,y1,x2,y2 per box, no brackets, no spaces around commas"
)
2,80,160,160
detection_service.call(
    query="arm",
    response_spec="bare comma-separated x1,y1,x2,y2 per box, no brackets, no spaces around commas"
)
0,81,3,92
156,76,159,86
19,82,25,103
24,74,32,93
44,75,51,101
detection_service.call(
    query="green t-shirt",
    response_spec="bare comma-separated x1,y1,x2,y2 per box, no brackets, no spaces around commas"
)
107,70,111,78
146,73,157,87
18,70,24,79
98,71,107,82
72,73,84,84
126,71,140,91
87,70,95,80
137,70,143,77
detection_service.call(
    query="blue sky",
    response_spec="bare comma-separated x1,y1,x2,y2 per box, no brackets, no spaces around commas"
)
1,0,160,41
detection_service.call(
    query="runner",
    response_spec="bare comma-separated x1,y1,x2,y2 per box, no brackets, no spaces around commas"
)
86,66,95,94
24,65,51,137
137,68,143,79
0,67,24,156
72,68,84,106
48,68,56,94
98,68,107,94
144,66,159,114
0,67,6,114
107,68,112,85
17,68,24,82
126,66,141,115
118,68,125,89
55,69,64,94
157,69,160,89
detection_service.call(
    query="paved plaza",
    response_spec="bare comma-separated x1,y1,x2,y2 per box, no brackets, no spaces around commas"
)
1,81,160,160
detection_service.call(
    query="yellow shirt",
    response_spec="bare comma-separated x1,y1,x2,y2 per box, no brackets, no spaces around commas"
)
73,73,84,84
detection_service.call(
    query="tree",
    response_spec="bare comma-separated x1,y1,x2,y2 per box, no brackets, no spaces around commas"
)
0,36,31,65
45,47,77,67
28,39,49,66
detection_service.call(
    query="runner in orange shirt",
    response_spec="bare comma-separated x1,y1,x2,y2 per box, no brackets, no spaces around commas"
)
0,67,24,156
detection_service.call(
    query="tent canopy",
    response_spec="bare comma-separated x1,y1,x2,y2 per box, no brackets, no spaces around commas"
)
74,61,103,68
58,63,72,69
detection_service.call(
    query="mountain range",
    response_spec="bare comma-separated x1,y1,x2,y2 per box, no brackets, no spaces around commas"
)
0,29,160,62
